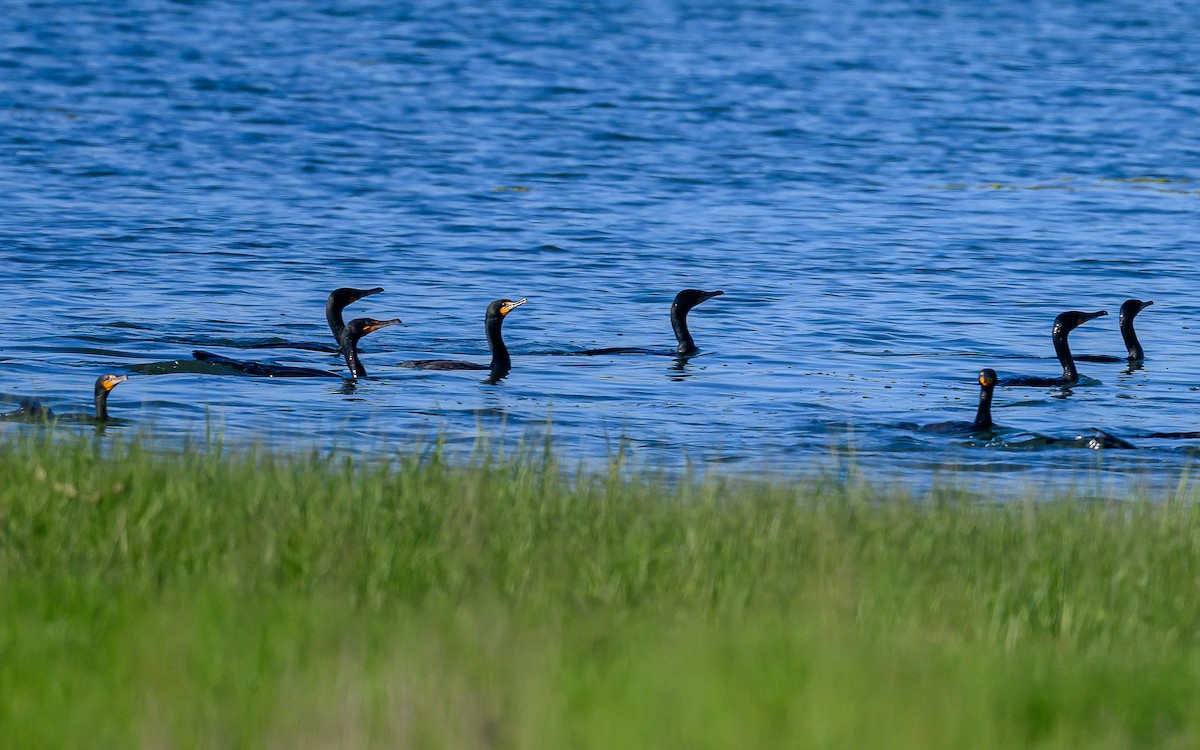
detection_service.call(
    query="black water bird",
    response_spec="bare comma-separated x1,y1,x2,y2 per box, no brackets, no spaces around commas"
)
1075,299,1154,363
338,317,402,378
1072,430,1137,449
192,350,341,378
90,374,129,422
1007,429,1137,450
919,369,998,434
192,316,399,379
1031,429,1138,450
1,374,129,423
998,310,1107,387
579,289,724,357
326,287,384,342
401,298,527,376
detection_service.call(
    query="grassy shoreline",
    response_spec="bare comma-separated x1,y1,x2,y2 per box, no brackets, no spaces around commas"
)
2,433,1199,748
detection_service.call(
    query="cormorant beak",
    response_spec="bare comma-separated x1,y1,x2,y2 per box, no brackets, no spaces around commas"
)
702,290,725,300
1083,310,1108,321
102,375,129,391
500,298,528,316
363,318,402,334
356,287,385,301
1141,300,1154,310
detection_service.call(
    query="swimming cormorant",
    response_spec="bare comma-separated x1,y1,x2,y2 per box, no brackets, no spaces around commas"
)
1075,299,1154,363
193,316,399,378
1,374,129,423
1071,430,1137,449
338,317,402,378
580,289,724,356
91,373,128,422
192,351,342,378
919,369,998,434
998,310,1107,387
401,298,526,376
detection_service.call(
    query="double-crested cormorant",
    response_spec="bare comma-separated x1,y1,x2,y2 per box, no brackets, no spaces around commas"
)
919,369,998,434
338,317,402,377
401,298,526,375
326,287,384,341
1075,299,1154,363
192,316,398,376
193,316,399,378
193,287,399,378
1,374,129,423
193,350,341,378
1072,430,1137,449
998,310,1107,387
92,373,129,422
580,289,724,356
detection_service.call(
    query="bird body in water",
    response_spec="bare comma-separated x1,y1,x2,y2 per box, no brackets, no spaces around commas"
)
401,298,527,376
998,310,1107,387
919,369,997,434
193,316,399,378
201,287,387,355
194,286,398,378
580,289,724,356
1075,299,1154,363
1,374,128,423
1023,429,1137,450
1071,430,1137,449
338,317,402,378
326,287,384,342
192,351,342,378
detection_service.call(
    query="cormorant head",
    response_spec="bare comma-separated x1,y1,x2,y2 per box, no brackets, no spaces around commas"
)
672,289,724,313
1052,309,1107,334
1119,298,1153,323
328,287,385,309
978,368,997,388
486,298,528,321
341,317,402,344
94,374,128,394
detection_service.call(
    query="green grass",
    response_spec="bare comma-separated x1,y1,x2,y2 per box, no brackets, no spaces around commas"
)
2,432,1200,748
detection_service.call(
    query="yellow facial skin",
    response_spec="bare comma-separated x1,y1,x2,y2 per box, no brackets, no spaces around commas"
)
101,375,128,391
361,318,402,334
500,298,528,316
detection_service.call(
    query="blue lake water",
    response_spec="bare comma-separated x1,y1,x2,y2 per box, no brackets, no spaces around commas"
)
2,0,1200,489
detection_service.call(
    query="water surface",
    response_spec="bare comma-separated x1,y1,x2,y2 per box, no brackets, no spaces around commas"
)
3,0,1200,489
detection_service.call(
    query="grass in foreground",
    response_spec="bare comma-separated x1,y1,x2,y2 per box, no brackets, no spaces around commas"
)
2,433,1200,748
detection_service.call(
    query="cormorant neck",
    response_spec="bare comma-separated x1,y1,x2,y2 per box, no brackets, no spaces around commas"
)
1120,312,1144,361
671,304,697,356
94,384,110,422
485,313,511,374
340,333,367,378
973,385,994,430
1051,322,1079,382
326,297,346,339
